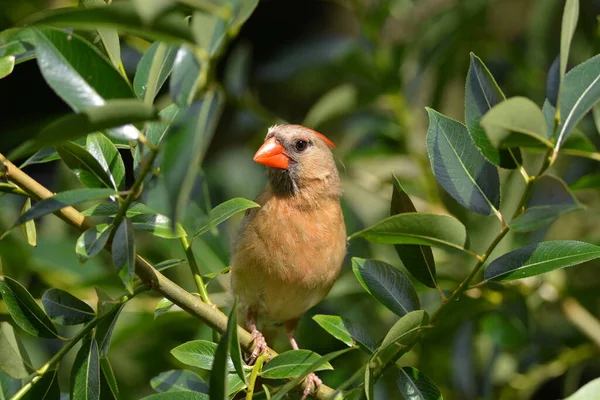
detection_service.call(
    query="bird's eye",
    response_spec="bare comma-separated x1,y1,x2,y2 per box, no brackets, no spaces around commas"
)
295,140,308,152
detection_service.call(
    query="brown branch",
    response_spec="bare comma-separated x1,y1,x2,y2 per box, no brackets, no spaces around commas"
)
0,153,336,400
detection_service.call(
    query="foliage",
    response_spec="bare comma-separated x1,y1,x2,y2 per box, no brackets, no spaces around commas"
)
0,0,599,399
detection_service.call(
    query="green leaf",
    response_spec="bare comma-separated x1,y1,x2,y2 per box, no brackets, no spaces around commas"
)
559,0,579,96
151,370,208,393
131,214,186,239
270,347,355,400
223,43,251,99
0,370,20,399
161,88,224,227
230,0,259,30
570,173,600,191
426,108,500,215
10,188,117,229
509,175,583,232
21,367,60,400
82,201,155,218
95,304,124,357
132,0,174,25
20,198,37,247
390,176,436,288
41,288,95,325
0,322,32,379
191,11,228,58
227,301,247,385
170,47,203,106
154,259,187,272
396,367,443,400
76,224,112,263
19,148,60,168
134,41,178,104
142,392,209,400
79,0,122,71
369,310,428,378
0,55,14,79
27,2,196,44
312,315,376,352
86,133,126,190
352,258,419,317
191,198,259,238
349,213,468,254
480,311,528,349
146,103,182,147
303,84,358,128
0,277,58,338
261,350,333,379
563,377,600,400
70,338,100,400
112,219,135,293
484,241,600,281
154,298,175,319
170,340,235,371
227,373,247,396
209,312,232,400
465,53,519,168
556,55,600,150
58,141,116,189
481,97,552,148
99,358,119,400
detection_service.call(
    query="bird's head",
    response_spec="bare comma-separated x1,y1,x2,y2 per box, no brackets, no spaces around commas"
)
253,124,340,197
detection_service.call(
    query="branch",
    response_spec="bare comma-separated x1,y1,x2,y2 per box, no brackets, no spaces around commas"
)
0,153,336,400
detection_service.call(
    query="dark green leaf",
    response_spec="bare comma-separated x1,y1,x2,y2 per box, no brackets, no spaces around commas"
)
76,224,112,263
484,241,600,281
154,298,175,319
349,213,468,253
564,377,600,400
261,350,333,379
41,288,95,325
86,133,125,190
112,219,136,293
312,314,375,352
0,370,20,399
170,340,235,371
352,258,419,317
465,53,519,168
161,88,224,226
20,198,37,247
154,259,187,272
142,392,208,400
58,141,115,189
28,2,196,44
227,373,247,396
19,148,60,168
131,214,186,239
10,188,116,229
100,358,119,400
151,370,208,393
95,304,124,357
426,108,500,215
134,41,178,104
170,47,203,106
0,55,14,79
270,347,355,400
556,55,600,150
146,103,182,147
21,368,59,400
0,277,58,338
480,311,528,349
569,173,600,191
209,316,231,400
0,322,32,379
191,198,259,238
227,301,247,385
79,0,122,71
191,11,227,57
396,367,442,400
509,175,583,232
390,175,436,288
70,338,100,400
481,97,552,148
82,201,155,218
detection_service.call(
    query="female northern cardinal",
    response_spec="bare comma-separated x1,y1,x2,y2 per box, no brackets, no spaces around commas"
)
231,124,346,398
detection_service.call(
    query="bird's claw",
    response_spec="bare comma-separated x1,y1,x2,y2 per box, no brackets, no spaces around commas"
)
248,330,267,365
301,372,322,400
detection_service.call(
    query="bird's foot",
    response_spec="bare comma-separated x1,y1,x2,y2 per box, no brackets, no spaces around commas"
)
248,329,267,365
301,372,322,400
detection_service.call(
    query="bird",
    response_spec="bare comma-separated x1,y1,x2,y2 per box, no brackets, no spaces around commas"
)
230,124,347,399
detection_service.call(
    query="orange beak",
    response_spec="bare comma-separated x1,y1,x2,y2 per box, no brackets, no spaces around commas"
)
253,137,290,169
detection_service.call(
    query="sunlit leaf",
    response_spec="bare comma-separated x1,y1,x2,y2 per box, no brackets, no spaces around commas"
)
70,338,100,400
0,277,58,338
86,133,125,190
42,288,95,325
465,53,519,168
20,198,37,247
352,258,419,317
390,175,435,288
0,55,15,79
151,370,208,393
509,175,583,232
564,377,600,400
58,141,116,189
134,41,178,104
76,224,112,263
112,219,136,293
154,298,175,319
261,350,333,379
131,214,186,239
171,340,235,371
191,198,259,238
484,241,600,281
312,314,375,352
396,367,442,400
426,108,500,215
